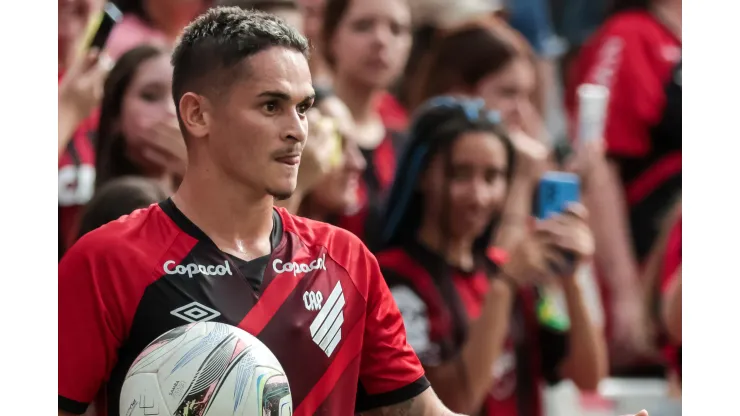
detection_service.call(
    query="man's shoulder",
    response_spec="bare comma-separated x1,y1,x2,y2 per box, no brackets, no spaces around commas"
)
278,207,366,250
63,203,179,269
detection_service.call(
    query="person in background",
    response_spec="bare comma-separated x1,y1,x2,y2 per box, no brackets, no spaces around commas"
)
398,0,504,110
299,0,334,88
377,97,607,415
408,18,549,252
94,45,186,194
277,92,367,222
565,0,681,371
77,176,168,238
217,0,304,32
106,0,211,59
321,0,412,245
642,199,681,395
505,0,565,118
59,0,109,259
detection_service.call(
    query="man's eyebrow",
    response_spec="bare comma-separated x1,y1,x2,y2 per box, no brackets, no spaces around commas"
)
257,90,292,100
257,91,317,102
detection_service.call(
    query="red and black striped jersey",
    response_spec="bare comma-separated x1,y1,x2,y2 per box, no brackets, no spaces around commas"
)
377,241,569,416
565,10,682,261
58,199,429,416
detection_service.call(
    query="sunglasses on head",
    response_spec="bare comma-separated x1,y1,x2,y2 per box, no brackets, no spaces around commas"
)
420,95,503,125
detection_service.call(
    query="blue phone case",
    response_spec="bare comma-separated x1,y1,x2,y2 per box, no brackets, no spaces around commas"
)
534,172,581,219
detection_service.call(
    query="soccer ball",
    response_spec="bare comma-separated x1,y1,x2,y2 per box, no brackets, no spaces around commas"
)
120,322,292,416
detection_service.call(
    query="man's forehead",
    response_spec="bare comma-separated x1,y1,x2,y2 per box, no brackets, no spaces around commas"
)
244,47,313,98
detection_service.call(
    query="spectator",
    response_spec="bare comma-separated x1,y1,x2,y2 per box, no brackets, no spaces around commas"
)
377,97,607,415
94,45,186,193
77,176,168,238
59,0,109,259
299,0,333,89
217,0,304,32
321,0,412,243
396,0,504,110
280,95,368,222
408,18,550,251
106,0,210,59
642,198,681,393
564,0,681,369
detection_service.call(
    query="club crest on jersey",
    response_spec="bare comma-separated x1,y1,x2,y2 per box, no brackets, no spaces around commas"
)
272,254,327,276
303,291,324,311
163,260,233,278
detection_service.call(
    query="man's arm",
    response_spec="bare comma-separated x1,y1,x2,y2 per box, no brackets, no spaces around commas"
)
358,388,462,416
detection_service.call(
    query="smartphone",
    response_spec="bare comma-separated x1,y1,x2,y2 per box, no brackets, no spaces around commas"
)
534,172,581,276
79,2,123,54
534,172,581,220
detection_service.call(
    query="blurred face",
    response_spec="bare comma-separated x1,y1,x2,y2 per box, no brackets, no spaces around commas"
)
420,131,509,240
180,47,314,199
120,54,176,164
300,0,325,42
311,97,367,213
330,0,412,89
58,0,101,45
475,58,536,132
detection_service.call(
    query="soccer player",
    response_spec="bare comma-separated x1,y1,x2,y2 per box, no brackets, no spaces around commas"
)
59,7,449,416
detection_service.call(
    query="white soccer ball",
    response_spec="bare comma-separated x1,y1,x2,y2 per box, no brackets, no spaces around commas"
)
120,322,292,416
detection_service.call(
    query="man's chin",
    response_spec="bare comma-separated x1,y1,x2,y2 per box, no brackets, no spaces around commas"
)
267,185,296,201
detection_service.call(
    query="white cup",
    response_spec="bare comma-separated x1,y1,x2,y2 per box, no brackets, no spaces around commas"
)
577,84,610,144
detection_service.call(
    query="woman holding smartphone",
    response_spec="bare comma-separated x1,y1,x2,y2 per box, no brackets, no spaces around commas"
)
377,97,607,415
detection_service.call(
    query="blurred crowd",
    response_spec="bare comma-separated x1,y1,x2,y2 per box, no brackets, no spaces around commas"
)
58,0,681,414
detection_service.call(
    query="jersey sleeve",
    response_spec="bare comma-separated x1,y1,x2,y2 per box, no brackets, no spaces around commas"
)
573,22,667,158
58,233,139,414
355,247,430,412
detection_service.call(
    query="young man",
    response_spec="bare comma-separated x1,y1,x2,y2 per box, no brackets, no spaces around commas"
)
58,7,452,416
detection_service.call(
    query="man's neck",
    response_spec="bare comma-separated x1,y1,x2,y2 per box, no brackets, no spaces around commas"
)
171,163,275,261
417,220,476,271
333,75,379,125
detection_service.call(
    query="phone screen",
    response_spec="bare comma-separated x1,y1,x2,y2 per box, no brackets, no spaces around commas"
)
79,2,123,55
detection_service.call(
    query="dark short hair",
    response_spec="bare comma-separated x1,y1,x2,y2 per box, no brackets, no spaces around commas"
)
216,0,300,13
171,6,309,120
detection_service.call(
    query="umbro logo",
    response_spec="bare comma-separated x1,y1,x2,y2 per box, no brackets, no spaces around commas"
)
170,302,221,323
309,281,344,357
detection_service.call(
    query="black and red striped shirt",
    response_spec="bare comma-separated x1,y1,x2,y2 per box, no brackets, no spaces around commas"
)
566,10,682,261
337,92,408,246
58,199,429,415
377,241,569,416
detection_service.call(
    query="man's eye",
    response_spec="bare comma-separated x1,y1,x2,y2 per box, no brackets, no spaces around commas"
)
297,102,313,115
264,102,278,113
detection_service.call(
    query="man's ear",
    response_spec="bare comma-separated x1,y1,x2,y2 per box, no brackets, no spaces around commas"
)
178,92,212,139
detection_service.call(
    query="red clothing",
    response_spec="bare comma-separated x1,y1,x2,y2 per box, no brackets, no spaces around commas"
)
565,10,682,260
660,215,681,378
337,92,408,245
59,200,428,415
58,72,98,257
378,241,569,416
